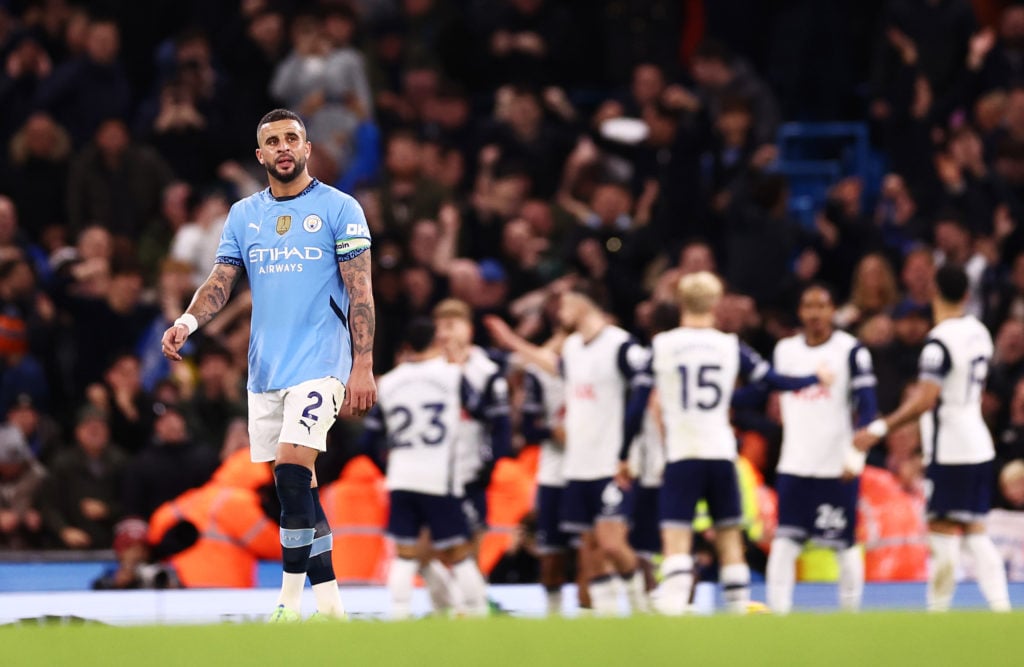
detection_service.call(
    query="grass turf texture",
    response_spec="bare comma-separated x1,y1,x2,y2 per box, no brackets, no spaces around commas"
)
3,612,1020,667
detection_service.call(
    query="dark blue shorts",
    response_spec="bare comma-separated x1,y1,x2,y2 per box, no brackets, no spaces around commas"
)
462,483,488,534
561,478,634,533
387,490,469,549
775,473,859,549
660,459,742,529
630,485,662,557
926,460,994,524
536,485,570,553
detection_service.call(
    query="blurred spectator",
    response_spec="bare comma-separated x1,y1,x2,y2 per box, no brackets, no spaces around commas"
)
89,352,153,456
691,39,781,146
169,188,229,288
996,376,1024,466
0,423,46,549
34,18,131,147
67,118,175,242
378,129,448,233
6,113,70,243
996,459,1024,511
932,214,988,317
50,225,113,299
182,342,246,450
39,406,126,549
6,393,60,465
270,11,373,182
60,264,158,394
988,322,1024,431
871,300,932,414
121,401,218,520
835,253,901,330
485,0,578,87
0,33,53,148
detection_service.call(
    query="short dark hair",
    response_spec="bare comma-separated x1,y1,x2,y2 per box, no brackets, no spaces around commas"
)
567,278,609,311
801,281,837,305
404,317,436,353
935,264,969,303
256,109,306,144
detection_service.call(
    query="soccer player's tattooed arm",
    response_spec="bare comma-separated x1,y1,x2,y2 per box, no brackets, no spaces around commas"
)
338,249,378,417
161,263,242,361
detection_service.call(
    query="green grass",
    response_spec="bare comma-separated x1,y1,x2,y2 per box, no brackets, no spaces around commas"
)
3,612,1020,667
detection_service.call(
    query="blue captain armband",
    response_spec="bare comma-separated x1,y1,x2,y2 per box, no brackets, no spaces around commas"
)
214,255,244,268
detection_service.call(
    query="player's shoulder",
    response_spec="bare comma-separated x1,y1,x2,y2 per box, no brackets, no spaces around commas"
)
313,180,359,205
226,190,267,219
468,346,500,374
775,333,803,353
604,324,633,346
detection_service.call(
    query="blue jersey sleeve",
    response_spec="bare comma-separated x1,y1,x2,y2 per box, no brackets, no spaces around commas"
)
214,203,244,268
333,197,372,263
919,339,952,385
849,345,879,427
739,343,817,391
617,340,653,461
520,371,552,443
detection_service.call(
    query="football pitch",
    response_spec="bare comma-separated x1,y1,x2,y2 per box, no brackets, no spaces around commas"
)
3,612,1020,667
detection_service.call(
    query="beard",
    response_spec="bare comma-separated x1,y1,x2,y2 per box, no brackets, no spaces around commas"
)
263,154,307,183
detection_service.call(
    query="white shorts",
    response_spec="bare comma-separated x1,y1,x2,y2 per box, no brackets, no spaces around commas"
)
247,376,346,463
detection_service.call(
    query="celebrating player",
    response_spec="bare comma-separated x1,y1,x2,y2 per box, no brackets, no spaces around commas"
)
766,284,878,614
486,281,651,616
161,108,377,622
361,318,490,619
854,265,1011,612
646,272,830,615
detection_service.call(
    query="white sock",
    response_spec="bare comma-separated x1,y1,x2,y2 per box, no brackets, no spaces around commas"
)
545,588,563,616
276,572,306,612
312,581,346,617
653,554,693,616
928,533,960,612
766,538,801,615
387,557,418,620
721,563,751,614
588,576,619,616
838,546,864,612
420,559,455,614
964,534,1011,612
451,558,489,616
623,569,649,614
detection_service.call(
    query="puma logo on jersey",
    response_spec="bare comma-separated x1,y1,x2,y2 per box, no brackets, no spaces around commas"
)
248,222,261,232
298,419,313,434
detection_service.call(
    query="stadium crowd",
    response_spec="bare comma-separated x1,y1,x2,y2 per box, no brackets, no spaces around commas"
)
1,0,1024,589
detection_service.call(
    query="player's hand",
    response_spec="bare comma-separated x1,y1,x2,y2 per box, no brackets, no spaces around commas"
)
815,363,835,388
161,323,190,361
80,498,109,521
852,428,880,452
614,461,633,491
345,364,377,418
60,526,92,549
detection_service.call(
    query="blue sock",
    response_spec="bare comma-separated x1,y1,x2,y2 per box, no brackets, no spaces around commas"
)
275,464,315,574
307,487,336,586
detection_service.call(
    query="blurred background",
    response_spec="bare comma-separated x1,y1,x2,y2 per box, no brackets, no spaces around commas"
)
1,0,1024,595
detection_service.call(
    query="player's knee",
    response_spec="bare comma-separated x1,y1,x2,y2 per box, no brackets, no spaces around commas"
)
274,442,319,469
396,544,419,560
274,464,314,525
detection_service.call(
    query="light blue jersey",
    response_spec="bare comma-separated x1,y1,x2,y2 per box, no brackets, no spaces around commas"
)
214,178,371,393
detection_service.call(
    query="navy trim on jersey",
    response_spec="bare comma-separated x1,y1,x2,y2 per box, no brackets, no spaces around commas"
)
337,246,369,263
931,396,942,463
848,344,879,427
329,296,348,329
919,338,953,385
214,255,244,268
521,372,552,443
267,177,320,202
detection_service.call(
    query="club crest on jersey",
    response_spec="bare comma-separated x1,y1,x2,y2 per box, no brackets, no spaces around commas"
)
302,214,323,233
276,215,292,235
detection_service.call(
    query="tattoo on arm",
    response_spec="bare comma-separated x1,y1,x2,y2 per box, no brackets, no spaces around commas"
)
186,263,243,326
338,250,375,362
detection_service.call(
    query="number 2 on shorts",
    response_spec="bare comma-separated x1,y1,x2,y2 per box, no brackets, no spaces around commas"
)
302,391,323,422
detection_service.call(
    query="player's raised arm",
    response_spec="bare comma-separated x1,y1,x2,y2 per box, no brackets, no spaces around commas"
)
483,315,560,376
338,248,377,416
161,262,243,361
